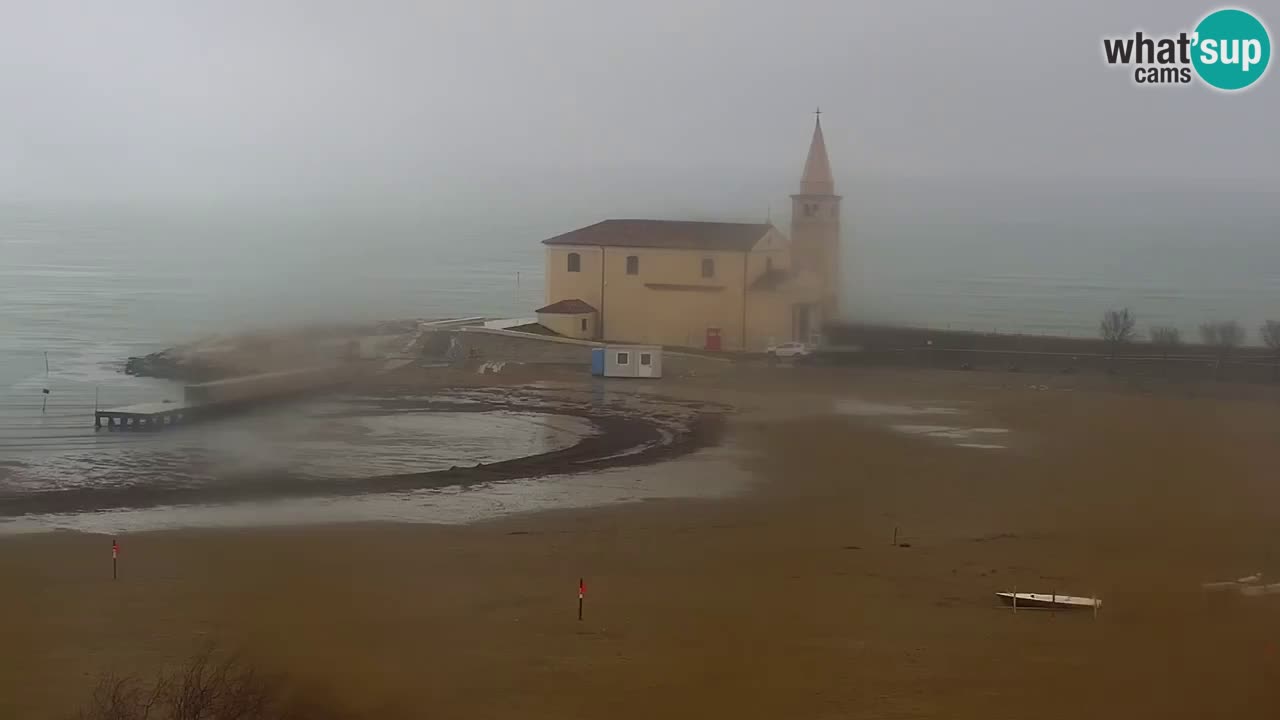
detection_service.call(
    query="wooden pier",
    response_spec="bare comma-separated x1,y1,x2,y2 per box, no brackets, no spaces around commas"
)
94,366,343,431
95,402,200,431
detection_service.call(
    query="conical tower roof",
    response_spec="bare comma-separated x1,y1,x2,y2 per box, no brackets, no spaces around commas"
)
799,114,834,195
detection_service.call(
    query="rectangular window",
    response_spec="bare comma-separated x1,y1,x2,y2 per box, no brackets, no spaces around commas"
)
580,318,587,331
701,258,715,278
640,353,652,366
616,352,630,365
625,255,639,275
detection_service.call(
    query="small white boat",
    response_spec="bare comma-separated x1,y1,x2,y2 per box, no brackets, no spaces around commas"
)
997,592,1100,610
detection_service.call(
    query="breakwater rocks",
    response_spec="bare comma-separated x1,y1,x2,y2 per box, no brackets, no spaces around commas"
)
124,348,227,382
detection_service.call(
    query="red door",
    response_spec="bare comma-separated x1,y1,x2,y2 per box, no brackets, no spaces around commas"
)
705,327,722,351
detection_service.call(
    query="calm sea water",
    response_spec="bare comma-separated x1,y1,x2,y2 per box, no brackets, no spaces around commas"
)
0,208,551,457
3,178,1279,456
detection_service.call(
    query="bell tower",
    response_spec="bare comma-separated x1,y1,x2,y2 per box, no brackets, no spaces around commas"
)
790,109,842,325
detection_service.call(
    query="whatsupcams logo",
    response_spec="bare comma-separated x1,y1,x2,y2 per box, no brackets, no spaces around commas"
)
1102,8,1271,90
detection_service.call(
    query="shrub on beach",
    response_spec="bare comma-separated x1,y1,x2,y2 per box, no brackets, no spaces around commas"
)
71,645,359,720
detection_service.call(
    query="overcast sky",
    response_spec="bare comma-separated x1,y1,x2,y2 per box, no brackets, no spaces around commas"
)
1,0,1276,211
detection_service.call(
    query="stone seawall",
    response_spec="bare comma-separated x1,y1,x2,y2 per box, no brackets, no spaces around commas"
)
426,329,732,377
453,329,597,365
822,323,1280,384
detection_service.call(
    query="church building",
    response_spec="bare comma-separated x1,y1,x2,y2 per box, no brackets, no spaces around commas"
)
538,114,842,352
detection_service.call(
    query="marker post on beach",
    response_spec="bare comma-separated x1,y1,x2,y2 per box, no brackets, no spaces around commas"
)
578,578,585,621
112,539,118,580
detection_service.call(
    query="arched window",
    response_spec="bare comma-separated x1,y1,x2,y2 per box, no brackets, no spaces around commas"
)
625,255,639,275
567,252,581,272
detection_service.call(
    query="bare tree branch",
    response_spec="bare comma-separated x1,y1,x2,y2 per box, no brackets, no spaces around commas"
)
1261,320,1280,381
1100,308,1136,359
1149,325,1181,358
1261,320,1280,354
1199,320,1246,380
1200,320,1246,354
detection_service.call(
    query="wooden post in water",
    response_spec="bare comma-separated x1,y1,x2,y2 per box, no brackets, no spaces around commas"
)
1013,586,1017,614
892,526,898,547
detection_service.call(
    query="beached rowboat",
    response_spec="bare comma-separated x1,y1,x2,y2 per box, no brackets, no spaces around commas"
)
996,592,1100,610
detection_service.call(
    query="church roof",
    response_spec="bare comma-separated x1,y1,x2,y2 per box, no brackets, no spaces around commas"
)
799,116,835,195
542,220,774,252
536,299,597,314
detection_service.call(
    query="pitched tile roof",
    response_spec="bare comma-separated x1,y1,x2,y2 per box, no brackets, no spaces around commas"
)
535,298,597,314
542,220,773,252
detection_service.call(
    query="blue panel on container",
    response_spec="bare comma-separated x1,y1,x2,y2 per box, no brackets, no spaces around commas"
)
590,347,605,376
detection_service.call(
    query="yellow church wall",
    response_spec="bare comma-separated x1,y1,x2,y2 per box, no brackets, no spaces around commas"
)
747,245,789,281
545,247,603,310
537,311,597,340
546,244,750,350
544,227,810,352
609,281,746,350
746,292,797,350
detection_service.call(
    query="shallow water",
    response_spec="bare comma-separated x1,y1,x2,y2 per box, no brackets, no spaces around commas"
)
0,394,593,495
0,444,748,536
0,383,729,532
832,396,1012,451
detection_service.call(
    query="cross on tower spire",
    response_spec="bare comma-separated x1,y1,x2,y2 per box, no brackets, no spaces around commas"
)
799,109,834,195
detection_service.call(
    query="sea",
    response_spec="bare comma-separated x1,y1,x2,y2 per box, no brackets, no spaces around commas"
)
2,176,1278,528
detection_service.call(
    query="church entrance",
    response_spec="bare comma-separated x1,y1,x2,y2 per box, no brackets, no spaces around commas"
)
704,327,722,351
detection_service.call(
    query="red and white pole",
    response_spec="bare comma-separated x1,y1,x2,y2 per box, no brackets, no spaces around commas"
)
112,538,118,580
578,578,585,621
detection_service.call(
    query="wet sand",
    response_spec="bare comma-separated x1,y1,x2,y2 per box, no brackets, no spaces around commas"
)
5,367,1280,718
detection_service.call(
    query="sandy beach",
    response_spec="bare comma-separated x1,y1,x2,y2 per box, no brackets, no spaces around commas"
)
5,366,1280,718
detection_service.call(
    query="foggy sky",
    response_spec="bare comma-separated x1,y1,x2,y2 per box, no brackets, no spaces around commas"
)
2,0,1277,212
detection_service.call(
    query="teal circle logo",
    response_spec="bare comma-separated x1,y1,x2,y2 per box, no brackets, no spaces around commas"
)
1192,8,1271,90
